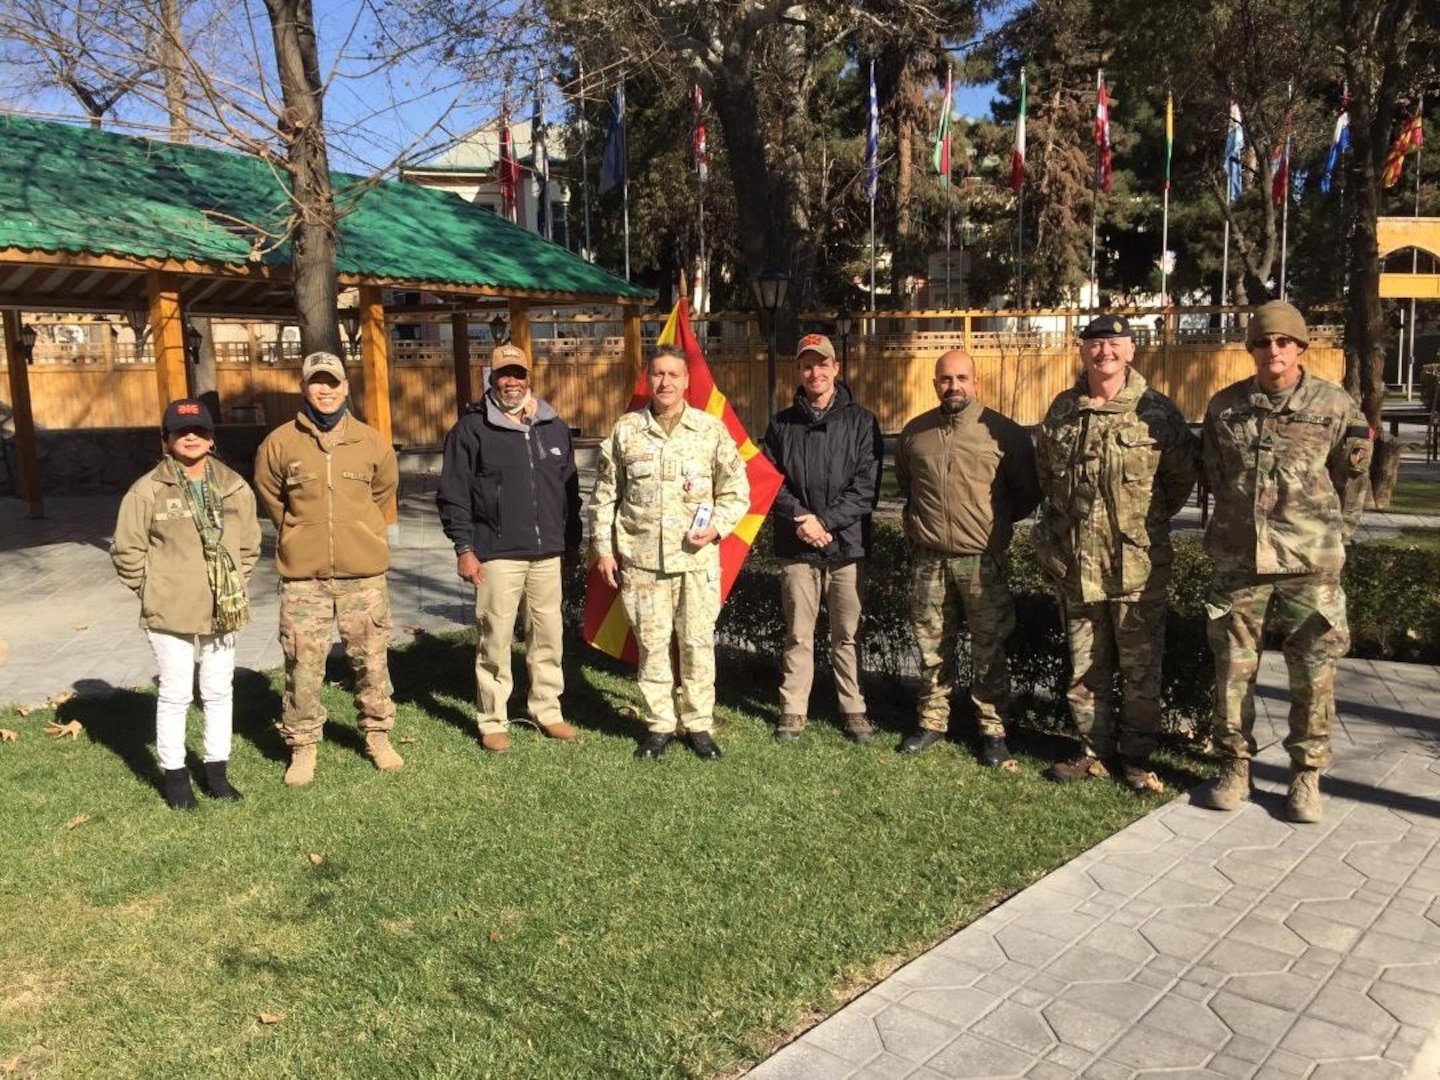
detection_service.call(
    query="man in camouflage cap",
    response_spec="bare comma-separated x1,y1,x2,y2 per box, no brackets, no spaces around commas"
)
254,351,402,786
1196,301,1372,822
1034,315,1197,792
590,345,751,760
895,349,1041,764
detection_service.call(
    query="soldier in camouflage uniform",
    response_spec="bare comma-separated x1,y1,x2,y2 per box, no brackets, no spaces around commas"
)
254,352,402,787
590,346,751,760
1197,301,1372,823
1033,315,1197,792
895,350,1042,764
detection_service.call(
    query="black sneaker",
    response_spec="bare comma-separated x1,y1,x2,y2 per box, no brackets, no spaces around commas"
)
635,733,673,760
979,735,1010,767
900,729,944,754
688,731,722,761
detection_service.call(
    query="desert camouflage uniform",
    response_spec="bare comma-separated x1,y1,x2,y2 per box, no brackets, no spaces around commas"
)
589,406,750,734
1034,368,1197,759
1202,369,1371,767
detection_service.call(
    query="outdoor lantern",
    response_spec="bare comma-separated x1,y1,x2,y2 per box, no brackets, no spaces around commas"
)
835,304,853,366
185,322,203,365
19,323,37,366
490,313,511,345
339,309,361,354
750,259,791,419
126,299,149,344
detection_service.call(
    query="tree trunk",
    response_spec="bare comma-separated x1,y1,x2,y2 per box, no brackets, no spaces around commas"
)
160,0,189,143
263,0,342,357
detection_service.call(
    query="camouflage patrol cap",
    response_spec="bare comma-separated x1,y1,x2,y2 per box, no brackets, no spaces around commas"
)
1079,315,1132,340
1246,301,1309,350
491,343,531,371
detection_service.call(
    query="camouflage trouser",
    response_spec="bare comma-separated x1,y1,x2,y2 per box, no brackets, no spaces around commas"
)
1060,593,1166,761
911,551,1015,737
277,575,396,746
1206,570,1349,769
620,564,721,734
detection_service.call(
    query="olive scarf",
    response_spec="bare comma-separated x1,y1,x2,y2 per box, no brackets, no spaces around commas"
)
172,458,250,634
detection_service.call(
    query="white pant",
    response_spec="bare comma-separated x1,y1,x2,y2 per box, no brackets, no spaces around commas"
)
146,629,236,770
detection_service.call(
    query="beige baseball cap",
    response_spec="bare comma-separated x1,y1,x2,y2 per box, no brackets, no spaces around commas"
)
491,344,531,370
301,351,347,382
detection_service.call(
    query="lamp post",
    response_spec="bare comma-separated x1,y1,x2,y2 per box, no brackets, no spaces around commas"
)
340,309,361,358
18,323,37,366
835,305,853,367
750,259,790,418
125,300,149,361
184,322,203,365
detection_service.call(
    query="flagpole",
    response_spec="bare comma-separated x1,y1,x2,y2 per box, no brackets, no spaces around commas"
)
1408,136,1422,399
1279,84,1293,300
868,59,878,315
580,63,593,261
1221,219,1230,309
1090,68,1100,303
620,77,630,282
1160,92,1172,308
1017,188,1025,307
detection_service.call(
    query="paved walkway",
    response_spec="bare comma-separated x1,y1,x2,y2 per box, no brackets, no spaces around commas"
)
3,467,1440,1080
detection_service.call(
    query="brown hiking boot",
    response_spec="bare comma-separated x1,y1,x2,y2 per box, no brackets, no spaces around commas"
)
364,731,404,772
480,731,510,753
1195,758,1250,811
842,712,876,744
1286,768,1322,824
283,744,317,788
774,714,807,742
538,719,578,742
1046,754,1109,784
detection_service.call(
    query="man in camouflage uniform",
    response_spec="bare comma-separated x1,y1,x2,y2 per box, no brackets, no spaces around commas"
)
590,345,751,760
1197,301,1372,823
1033,315,1197,792
255,351,402,786
895,349,1042,764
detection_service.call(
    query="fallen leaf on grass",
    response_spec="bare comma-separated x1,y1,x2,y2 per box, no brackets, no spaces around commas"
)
44,720,83,740
46,692,74,709
556,935,572,949
1000,759,1023,773
307,853,325,866
1134,771,1166,794
0,729,17,742
257,1011,284,1025
64,813,90,830
488,930,503,944
15,704,30,717
398,735,417,745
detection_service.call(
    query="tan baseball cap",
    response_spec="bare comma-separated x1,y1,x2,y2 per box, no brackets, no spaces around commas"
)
301,351,347,382
795,333,836,363
491,343,530,370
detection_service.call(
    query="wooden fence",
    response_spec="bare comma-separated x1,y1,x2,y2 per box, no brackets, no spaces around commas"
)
3,309,1344,445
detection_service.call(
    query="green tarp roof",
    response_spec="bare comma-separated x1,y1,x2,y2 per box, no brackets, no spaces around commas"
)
0,114,652,303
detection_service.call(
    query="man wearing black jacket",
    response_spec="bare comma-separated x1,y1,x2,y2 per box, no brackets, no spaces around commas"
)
436,344,583,752
763,334,884,743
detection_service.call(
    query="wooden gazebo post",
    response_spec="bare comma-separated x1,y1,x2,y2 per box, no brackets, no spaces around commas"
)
451,312,472,412
148,271,189,407
622,304,643,381
507,297,532,357
2,310,43,518
356,284,396,524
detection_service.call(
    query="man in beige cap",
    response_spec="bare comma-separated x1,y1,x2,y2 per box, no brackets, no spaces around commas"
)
1196,301,1372,822
254,351,403,786
436,344,582,753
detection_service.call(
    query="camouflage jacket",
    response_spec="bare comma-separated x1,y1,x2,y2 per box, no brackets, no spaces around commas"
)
589,405,750,573
1033,368,1198,601
1201,369,1372,575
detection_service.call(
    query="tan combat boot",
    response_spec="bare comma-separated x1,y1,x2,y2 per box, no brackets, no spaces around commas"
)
1195,758,1250,811
1286,767,1322,824
364,731,404,772
283,744,318,788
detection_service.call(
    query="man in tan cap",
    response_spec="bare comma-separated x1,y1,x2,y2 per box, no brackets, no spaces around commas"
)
436,343,582,752
1196,301,1372,822
255,351,403,786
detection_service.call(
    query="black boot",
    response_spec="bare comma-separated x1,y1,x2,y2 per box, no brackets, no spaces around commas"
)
161,768,198,811
203,760,243,802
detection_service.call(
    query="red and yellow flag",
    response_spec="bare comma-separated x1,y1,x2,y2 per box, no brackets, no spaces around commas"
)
582,298,784,663
1382,112,1424,189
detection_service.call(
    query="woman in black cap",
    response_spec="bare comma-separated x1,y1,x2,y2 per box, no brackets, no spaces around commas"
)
111,398,262,809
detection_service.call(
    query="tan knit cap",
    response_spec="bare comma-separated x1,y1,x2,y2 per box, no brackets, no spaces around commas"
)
1246,301,1309,350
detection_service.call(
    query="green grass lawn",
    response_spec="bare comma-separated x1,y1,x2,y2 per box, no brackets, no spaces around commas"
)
1382,478,1440,516
0,632,1197,1079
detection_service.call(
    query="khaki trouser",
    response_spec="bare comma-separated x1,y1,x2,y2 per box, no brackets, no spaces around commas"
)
779,559,866,716
620,564,721,734
1206,570,1349,769
1060,594,1166,761
474,556,565,734
911,551,1015,737
277,575,395,746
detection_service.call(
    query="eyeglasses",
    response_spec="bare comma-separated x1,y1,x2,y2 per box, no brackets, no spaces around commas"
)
1254,335,1299,349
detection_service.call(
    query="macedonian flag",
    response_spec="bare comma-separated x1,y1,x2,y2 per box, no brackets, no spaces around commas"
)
582,298,784,663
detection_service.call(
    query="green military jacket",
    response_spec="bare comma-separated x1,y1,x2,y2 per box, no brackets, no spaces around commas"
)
1202,368,1371,575
589,405,751,574
1033,367,1198,601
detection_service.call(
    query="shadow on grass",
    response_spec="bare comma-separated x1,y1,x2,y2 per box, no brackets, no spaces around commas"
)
62,683,160,794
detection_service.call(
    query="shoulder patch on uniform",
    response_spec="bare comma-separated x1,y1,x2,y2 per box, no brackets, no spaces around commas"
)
1344,424,1371,440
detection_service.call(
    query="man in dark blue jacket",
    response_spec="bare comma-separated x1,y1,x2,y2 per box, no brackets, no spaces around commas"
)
437,344,583,752
763,334,884,743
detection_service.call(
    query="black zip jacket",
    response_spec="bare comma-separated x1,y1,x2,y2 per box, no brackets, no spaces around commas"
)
762,382,884,563
436,394,582,560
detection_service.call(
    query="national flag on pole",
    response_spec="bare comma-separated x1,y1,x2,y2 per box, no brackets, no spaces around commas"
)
581,299,784,664
1382,111,1424,188
865,60,879,202
1010,67,1027,192
1272,101,1293,207
498,122,521,222
1095,71,1113,193
1320,108,1350,194
932,67,953,183
692,84,708,183
598,81,627,195
532,84,549,239
1224,101,1245,203
1163,92,1174,192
